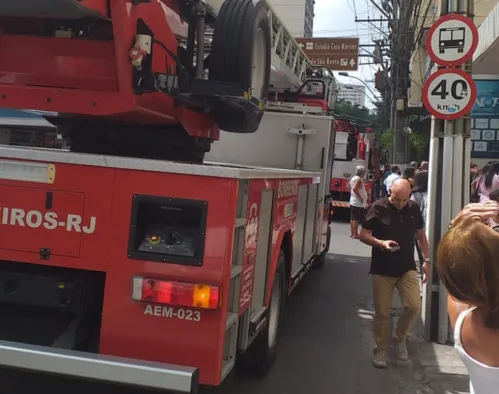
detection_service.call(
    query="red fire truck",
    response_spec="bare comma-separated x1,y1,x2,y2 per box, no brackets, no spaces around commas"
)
330,118,380,211
0,0,337,392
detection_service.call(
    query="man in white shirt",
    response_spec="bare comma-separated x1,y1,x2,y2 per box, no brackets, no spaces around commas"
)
349,165,368,238
384,166,401,193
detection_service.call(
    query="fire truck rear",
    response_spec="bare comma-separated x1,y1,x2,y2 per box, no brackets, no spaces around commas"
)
0,0,337,392
330,118,380,211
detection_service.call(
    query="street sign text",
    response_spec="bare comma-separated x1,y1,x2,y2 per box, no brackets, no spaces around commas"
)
296,37,359,71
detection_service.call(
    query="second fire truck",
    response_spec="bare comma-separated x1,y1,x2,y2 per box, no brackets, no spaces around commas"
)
330,118,380,211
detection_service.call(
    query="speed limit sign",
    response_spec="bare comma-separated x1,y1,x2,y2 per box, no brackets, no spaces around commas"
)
422,68,476,120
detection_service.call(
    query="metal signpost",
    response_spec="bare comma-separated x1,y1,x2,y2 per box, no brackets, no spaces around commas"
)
423,1,478,343
295,37,359,71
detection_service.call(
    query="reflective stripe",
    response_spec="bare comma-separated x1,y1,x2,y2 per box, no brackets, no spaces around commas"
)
332,201,350,208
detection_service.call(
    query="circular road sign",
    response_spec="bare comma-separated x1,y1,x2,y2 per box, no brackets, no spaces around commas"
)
426,13,479,66
422,68,476,120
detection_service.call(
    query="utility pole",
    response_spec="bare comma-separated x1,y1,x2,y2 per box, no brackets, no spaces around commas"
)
423,0,474,343
389,0,414,165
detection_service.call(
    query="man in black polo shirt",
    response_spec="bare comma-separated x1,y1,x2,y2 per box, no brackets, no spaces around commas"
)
360,178,430,368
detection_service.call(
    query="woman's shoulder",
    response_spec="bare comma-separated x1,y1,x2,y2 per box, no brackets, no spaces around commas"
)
447,296,472,329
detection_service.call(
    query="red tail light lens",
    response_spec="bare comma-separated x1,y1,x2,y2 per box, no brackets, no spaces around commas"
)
131,277,220,310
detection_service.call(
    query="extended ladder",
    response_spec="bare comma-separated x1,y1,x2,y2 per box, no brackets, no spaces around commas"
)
265,1,313,91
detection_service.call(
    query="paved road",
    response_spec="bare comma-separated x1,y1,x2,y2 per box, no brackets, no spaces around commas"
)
0,222,419,394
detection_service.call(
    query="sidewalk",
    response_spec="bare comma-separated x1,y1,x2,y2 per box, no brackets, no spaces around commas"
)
391,291,470,394
331,222,470,393
414,342,469,394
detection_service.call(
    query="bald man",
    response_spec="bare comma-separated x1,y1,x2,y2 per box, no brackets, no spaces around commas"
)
360,178,430,368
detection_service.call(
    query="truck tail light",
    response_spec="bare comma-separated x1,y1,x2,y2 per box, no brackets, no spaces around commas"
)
131,277,220,310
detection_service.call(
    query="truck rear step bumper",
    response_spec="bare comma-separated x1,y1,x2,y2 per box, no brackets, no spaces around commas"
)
0,340,198,393
332,200,350,208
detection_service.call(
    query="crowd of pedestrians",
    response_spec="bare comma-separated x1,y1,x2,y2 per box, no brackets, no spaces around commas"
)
348,159,499,393
470,161,499,203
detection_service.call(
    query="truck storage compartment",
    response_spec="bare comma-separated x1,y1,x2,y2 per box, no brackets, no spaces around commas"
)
0,260,105,352
0,185,89,257
128,195,208,267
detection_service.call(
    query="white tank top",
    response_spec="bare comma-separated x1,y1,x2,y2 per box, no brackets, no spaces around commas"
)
349,175,368,208
454,307,499,394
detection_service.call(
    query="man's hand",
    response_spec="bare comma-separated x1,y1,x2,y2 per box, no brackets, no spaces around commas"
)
421,262,430,284
452,201,499,225
380,240,399,251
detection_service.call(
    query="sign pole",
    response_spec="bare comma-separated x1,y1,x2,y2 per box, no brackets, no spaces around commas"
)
423,0,475,342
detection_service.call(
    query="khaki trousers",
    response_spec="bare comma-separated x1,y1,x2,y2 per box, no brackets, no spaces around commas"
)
371,270,420,353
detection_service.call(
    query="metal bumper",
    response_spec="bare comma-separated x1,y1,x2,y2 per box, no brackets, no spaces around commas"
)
0,341,198,393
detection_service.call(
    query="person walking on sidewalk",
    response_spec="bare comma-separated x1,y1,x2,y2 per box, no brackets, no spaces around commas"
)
384,165,401,193
438,203,499,394
349,165,368,238
410,170,428,270
359,179,430,368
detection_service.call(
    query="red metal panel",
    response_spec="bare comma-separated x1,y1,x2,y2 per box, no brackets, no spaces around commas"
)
364,180,374,204
0,35,118,91
265,178,309,303
0,163,115,270
98,171,238,386
0,0,219,136
0,159,237,385
0,185,85,257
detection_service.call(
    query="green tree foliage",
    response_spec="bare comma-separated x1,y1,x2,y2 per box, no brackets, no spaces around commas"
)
407,131,427,163
334,99,374,123
376,128,427,164
378,128,394,157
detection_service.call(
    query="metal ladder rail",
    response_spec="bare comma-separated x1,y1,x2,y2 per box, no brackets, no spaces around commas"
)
220,179,249,381
265,1,312,91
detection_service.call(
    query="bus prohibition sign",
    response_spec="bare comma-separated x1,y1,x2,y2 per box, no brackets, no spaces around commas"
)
426,13,478,66
422,68,476,120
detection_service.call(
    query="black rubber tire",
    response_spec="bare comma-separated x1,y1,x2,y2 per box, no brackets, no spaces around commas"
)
209,0,271,102
239,250,286,377
313,225,331,270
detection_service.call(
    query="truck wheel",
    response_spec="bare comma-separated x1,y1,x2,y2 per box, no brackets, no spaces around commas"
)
240,250,286,377
210,0,271,103
313,226,331,270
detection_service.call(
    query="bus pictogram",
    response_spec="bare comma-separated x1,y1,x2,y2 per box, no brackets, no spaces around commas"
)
439,27,466,54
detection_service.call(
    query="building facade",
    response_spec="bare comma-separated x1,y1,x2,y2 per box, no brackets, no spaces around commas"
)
267,0,315,37
338,84,366,107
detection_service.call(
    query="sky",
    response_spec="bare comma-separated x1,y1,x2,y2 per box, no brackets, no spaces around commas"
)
313,0,387,107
